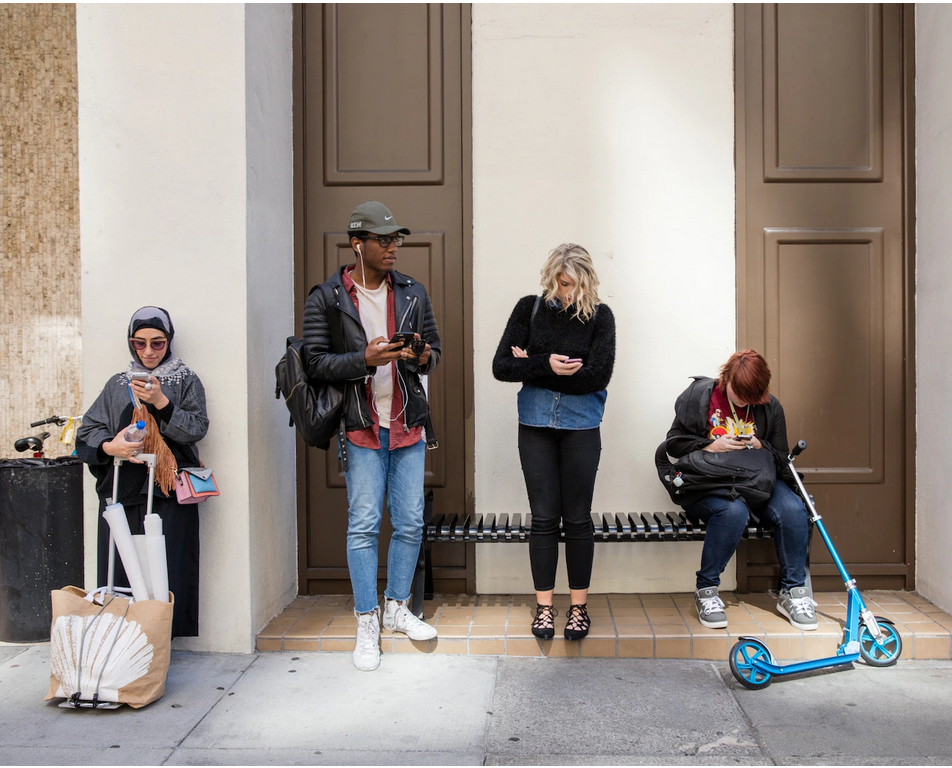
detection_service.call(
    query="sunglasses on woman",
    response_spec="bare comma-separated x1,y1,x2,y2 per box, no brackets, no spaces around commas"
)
130,338,168,351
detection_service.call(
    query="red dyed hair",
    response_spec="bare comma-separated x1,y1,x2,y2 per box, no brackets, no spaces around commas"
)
718,349,772,405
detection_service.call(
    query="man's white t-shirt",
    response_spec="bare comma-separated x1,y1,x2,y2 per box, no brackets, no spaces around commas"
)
354,279,393,428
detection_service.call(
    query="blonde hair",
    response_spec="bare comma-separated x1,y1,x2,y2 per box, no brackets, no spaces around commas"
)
540,243,601,322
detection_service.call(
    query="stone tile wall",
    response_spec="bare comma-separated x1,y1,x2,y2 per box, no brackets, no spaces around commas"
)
1,5,81,459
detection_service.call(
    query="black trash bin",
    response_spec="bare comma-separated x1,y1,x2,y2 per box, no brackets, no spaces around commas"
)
0,457,84,642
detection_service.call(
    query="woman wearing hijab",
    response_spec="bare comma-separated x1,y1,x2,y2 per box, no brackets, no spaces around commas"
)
76,307,209,638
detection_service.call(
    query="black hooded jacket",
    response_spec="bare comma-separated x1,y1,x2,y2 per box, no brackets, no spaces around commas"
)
302,266,441,434
663,376,795,486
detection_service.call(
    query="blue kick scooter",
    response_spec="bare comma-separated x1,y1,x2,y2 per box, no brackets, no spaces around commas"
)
728,440,903,689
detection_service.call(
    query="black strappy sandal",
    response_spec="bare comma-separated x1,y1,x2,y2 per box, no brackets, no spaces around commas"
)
564,603,591,641
531,604,558,640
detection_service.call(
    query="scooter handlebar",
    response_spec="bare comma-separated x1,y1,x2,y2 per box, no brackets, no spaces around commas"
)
789,440,807,459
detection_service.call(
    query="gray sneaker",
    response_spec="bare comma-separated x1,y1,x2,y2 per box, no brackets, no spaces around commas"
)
778,586,818,630
353,608,381,671
695,587,727,629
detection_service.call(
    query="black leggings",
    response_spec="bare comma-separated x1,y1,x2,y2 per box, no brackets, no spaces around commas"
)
518,425,601,592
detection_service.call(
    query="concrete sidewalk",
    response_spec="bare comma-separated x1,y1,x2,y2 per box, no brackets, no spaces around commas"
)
1,643,951,765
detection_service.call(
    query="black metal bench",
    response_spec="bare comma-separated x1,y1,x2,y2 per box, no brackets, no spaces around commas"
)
410,509,775,614
423,510,773,543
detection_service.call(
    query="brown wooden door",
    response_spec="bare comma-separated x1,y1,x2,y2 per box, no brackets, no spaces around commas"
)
293,4,474,595
735,4,915,591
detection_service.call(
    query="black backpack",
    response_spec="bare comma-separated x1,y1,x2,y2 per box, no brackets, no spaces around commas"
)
275,285,343,449
655,441,777,509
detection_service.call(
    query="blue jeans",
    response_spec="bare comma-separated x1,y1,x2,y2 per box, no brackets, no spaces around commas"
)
343,428,426,614
685,481,809,592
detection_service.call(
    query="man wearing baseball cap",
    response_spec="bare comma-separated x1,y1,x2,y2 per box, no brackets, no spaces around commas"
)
303,201,441,671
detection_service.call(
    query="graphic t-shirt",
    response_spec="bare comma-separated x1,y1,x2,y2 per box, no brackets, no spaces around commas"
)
708,385,755,439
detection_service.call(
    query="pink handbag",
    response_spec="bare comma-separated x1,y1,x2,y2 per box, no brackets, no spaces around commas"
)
174,467,219,504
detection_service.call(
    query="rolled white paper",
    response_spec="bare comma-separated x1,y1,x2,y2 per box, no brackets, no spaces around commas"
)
144,514,162,537
144,514,169,603
102,503,151,602
132,535,155,600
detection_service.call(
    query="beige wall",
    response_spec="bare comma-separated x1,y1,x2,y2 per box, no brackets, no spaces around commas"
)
472,4,736,593
916,5,952,614
1,5,81,460
76,3,296,653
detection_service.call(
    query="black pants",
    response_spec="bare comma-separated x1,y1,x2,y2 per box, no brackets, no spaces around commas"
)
518,425,601,592
97,494,200,638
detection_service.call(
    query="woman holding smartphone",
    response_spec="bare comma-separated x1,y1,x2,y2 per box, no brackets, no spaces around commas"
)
662,349,816,632
76,307,209,638
492,244,615,641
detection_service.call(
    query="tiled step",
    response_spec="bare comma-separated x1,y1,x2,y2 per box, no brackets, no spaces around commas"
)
257,591,952,660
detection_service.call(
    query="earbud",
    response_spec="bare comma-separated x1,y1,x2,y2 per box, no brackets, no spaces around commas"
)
357,244,363,255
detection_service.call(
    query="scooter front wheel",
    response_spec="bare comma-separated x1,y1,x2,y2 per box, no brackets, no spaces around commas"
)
729,638,773,689
859,617,902,667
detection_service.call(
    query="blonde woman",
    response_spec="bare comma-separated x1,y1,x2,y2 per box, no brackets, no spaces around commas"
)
492,244,616,640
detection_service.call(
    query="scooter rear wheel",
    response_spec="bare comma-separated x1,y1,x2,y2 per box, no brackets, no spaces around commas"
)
729,638,773,689
859,617,902,667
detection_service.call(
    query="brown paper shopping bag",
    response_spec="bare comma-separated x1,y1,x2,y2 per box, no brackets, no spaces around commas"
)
46,586,174,708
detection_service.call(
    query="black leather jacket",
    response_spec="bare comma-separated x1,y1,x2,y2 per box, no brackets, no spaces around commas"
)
302,266,441,436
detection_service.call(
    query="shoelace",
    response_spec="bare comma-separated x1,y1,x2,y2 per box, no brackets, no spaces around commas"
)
532,604,558,630
787,596,817,617
699,596,725,616
565,604,590,631
357,617,379,651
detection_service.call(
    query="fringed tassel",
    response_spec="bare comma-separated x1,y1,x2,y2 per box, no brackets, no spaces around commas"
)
133,405,178,496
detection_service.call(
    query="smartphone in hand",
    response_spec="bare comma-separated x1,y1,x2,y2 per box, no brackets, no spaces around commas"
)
389,332,416,348
565,358,583,364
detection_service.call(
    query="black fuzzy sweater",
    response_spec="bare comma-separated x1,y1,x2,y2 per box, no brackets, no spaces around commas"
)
492,295,616,395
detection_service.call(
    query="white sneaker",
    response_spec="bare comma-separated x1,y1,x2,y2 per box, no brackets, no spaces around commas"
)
382,598,438,641
353,609,381,671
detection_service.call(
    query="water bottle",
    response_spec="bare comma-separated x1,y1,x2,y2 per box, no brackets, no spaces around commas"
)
125,420,147,443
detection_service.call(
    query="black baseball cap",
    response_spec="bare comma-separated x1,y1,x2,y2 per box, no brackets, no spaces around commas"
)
348,201,411,236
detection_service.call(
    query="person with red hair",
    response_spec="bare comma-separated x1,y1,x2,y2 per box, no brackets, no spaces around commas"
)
663,350,816,631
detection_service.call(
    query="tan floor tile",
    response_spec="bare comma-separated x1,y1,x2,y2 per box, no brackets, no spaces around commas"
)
655,637,691,658
614,619,653,630
542,639,579,657
431,625,468,639
618,638,654,657
652,624,691,637
320,625,357,639
803,634,841,657
692,636,730,659
580,638,617,657
584,627,617,640
912,635,951,660
392,638,433,653
257,621,291,639
918,604,949,614
256,638,282,652
688,624,729,637
728,628,766,641
505,627,535,639
282,639,320,652
434,617,473,627
469,639,506,655
506,639,544,657
469,625,507,637
316,639,352,652
284,625,325,640
763,636,804,660
432,639,468,655
278,607,308,617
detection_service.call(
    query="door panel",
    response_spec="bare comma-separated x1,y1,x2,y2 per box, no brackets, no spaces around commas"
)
736,4,913,590
295,4,473,595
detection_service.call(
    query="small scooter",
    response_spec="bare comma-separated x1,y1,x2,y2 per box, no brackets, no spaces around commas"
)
728,440,903,689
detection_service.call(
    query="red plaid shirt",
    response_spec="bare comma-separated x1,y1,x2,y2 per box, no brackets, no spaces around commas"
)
342,265,423,451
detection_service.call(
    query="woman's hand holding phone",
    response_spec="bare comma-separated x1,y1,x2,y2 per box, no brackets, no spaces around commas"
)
549,354,582,376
